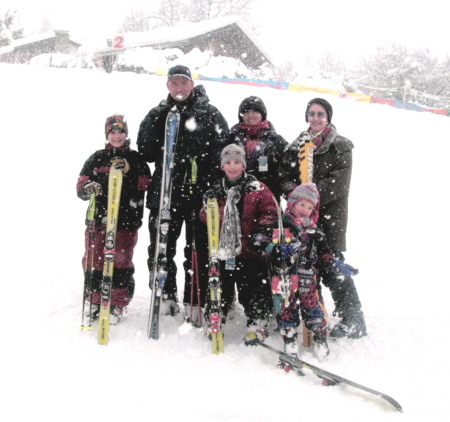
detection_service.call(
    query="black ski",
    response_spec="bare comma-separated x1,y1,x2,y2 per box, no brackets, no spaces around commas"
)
148,111,180,339
258,342,403,412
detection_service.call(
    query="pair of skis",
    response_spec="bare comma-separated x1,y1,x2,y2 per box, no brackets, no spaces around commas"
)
80,164,123,345
206,198,224,354
98,166,123,345
148,111,180,339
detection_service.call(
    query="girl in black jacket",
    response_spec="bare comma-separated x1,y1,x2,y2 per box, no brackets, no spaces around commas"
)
77,115,151,324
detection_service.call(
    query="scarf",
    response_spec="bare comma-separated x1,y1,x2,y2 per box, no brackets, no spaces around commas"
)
218,182,243,261
239,120,271,156
308,126,331,150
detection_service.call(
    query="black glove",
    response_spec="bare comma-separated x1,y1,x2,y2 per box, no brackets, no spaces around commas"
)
84,182,102,197
111,157,130,173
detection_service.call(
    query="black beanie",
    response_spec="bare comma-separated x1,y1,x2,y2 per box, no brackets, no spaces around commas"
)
238,96,267,122
305,98,333,123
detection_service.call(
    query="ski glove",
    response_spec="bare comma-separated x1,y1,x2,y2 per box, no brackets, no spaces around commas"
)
250,233,272,253
280,242,301,259
84,182,102,197
331,259,359,277
111,157,130,173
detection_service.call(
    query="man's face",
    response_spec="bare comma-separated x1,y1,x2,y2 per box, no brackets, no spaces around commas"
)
167,76,194,102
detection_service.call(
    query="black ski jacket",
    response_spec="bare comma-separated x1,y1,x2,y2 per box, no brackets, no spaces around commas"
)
137,85,229,209
77,143,151,230
279,125,353,252
226,121,287,201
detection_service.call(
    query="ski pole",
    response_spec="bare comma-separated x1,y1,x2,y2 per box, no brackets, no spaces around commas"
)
81,194,96,331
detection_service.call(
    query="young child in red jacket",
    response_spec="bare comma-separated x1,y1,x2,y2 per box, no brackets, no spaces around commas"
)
200,144,278,344
77,115,151,324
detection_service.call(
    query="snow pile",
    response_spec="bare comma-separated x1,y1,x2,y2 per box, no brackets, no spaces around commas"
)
2,62,449,422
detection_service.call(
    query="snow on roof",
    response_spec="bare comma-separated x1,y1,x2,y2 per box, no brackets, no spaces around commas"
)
0,31,81,56
78,15,273,63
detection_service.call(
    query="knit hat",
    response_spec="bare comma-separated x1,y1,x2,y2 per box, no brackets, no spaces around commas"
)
221,144,246,168
105,114,128,139
287,183,320,211
168,64,193,81
238,96,267,122
305,98,333,123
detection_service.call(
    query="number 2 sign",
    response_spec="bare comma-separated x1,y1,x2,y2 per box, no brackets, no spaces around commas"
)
113,35,124,49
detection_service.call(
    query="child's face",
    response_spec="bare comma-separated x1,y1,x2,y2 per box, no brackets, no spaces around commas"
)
107,130,127,148
292,199,314,218
223,159,245,181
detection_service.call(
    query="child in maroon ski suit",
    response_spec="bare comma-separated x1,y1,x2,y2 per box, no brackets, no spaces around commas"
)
200,144,278,343
77,115,151,324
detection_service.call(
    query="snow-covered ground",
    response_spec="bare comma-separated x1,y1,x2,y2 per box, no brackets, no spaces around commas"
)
2,62,449,422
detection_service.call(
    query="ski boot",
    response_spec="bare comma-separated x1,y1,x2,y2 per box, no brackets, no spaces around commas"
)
326,276,367,339
160,293,180,316
184,304,202,327
330,309,367,339
84,302,100,321
313,331,330,361
244,318,269,346
110,306,126,325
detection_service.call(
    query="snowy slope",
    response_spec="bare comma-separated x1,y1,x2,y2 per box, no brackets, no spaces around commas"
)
2,62,449,422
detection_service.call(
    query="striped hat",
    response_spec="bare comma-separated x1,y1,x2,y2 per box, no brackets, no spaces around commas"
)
287,183,320,210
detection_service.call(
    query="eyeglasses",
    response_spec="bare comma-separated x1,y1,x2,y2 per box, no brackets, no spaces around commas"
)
307,111,327,119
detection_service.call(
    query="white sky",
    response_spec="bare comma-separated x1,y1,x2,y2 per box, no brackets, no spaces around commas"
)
3,0,449,65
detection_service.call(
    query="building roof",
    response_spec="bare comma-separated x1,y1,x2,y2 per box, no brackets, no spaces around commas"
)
0,30,81,56
80,16,274,67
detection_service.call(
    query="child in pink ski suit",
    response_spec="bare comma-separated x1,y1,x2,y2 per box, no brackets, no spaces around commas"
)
269,183,358,361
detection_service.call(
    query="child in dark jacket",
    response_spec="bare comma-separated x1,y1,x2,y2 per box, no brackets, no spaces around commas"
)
269,183,358,362
200,144,278,344
77,115,151,324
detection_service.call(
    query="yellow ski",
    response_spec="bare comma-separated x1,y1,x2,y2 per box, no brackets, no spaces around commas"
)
98,166,123,345
206,198,224,354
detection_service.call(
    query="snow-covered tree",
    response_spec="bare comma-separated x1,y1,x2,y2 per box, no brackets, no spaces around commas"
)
0,9,23,47
316,52,347,84
349,43,450,107
39,16,54,34
117,9,151,33
183,0,256,23
136,0,256,29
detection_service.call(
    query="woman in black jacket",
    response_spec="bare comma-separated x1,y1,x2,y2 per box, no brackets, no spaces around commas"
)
226,96,288,202
279,98,367,339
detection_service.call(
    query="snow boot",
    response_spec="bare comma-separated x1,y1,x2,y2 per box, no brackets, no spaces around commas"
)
85,302,100,321
160,293,180,316
313,331,329,361
244,320,269,346
110,306,126,325
184,304,202,327
326,276,367,339
330,308,367,339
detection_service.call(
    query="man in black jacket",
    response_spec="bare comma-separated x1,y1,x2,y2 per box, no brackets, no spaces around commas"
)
137,65,229,324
